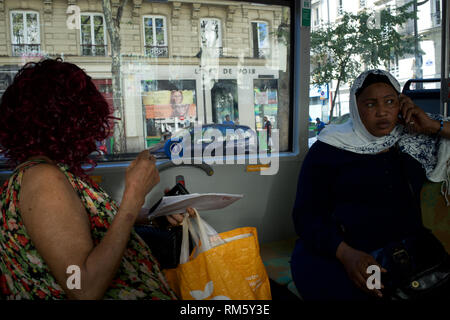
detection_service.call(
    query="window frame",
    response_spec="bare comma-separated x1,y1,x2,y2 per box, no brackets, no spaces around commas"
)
251,21,270,58
142,15,168,57
9,10,41,56
0,0,297,168
79,12,107,56
313,7,319,26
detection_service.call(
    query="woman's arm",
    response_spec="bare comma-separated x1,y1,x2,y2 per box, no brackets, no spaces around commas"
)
428,119,450,139
19,151,159,300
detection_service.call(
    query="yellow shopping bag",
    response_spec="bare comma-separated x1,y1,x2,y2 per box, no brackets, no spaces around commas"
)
164,211,271,300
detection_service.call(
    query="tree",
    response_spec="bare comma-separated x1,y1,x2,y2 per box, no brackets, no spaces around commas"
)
311,3,418,121
276,7,290,152
102,0,128,153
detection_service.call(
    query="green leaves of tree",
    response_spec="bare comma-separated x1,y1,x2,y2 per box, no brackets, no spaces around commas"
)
310,2,420,118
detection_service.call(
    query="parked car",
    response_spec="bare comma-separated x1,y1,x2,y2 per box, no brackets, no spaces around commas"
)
155,123,259,159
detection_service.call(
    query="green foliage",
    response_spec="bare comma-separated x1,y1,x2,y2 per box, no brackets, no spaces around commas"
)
311,2,419,88
311,13,362,87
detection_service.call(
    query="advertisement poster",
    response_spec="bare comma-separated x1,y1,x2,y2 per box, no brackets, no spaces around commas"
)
255,91,269,105
254,86,278,130
143,90,196,119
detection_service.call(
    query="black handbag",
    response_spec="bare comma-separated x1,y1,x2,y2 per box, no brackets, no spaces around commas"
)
370,232,450,300
134,183,192,270
369,145,450,300
134,222,183,270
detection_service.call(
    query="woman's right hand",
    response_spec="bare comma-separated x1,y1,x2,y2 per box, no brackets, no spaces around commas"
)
336,242,386,298
125,150,160,206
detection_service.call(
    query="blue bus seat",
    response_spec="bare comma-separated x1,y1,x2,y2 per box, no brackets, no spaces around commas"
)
402,78,447,115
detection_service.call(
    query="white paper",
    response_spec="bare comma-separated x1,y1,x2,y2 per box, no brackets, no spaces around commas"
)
148,193,244,218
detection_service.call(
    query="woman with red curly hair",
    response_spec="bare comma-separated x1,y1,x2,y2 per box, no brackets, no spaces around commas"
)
0,58,189,300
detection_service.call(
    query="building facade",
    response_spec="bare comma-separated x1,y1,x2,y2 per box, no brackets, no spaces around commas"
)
0,0,290,152
309,0,442,122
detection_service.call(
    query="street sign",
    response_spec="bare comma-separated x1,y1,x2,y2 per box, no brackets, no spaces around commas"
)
302,0,311,27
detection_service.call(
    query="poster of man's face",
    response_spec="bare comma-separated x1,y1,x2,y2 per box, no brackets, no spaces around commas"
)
170,90,190,117
143,88,196,119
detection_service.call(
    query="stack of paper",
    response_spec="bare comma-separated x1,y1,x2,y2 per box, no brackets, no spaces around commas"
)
148,193,244,218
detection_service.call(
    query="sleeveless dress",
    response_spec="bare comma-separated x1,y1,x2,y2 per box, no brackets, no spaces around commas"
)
0,160,177,300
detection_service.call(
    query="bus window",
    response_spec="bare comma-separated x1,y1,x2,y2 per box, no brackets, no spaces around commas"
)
0,0,292,165
309,0,442,144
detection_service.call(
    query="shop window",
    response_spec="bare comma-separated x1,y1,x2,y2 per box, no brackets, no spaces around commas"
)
251,22,270,59
10,11,40,57
0,66,19,98
141,80,197,148
92,79,113,111
200,18,222,57
254,79,278,150
211,80,239,124
0,1,292,162
80,13,107,56
143,16,168,58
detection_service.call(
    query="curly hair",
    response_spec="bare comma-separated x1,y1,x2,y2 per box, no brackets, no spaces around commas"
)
0,58,114,178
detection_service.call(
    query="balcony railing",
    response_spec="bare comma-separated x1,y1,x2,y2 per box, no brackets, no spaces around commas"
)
389,65,399,77
255,47,270,59
144,46,169,58
201,46,224,58
12,44,41,57
81,44,107,56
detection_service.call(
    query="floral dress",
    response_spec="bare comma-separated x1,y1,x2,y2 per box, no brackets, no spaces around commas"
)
0,160,177,300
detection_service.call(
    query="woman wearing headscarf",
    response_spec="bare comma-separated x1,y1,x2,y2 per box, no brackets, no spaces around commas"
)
291,69,450,300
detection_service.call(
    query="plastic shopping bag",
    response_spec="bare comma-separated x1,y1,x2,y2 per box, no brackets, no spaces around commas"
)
164,210,271,300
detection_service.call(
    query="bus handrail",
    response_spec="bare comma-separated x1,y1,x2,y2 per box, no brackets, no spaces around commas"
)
157,161,214,176
402,78,440,93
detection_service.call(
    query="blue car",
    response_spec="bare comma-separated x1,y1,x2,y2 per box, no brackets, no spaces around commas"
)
157,124,259,159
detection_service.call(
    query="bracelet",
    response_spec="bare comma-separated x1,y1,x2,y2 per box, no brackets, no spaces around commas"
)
148,217,159,228
436,119,444,136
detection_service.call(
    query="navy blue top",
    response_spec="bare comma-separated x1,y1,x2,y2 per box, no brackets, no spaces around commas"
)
293,141,427,257
316,121,325,134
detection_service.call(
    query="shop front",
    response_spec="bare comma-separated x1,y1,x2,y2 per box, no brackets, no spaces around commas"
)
120,63,280,151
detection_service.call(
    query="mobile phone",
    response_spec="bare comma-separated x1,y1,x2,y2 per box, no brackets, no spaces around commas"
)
398,95,404,121
148,182,190,214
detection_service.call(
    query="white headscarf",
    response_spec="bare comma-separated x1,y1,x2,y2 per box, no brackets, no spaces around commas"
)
317,69,450,205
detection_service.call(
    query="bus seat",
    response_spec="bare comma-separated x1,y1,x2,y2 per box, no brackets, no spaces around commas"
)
421,181,450,253
402,78,446,115
260,237,301,299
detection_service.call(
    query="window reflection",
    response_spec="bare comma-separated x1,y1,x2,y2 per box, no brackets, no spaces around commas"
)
0,0,291,162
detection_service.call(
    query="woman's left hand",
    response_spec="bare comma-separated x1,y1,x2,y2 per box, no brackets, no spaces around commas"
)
166,207,196,226
398,94,440,135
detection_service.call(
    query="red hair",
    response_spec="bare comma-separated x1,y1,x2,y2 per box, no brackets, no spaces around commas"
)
0,58,114,178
